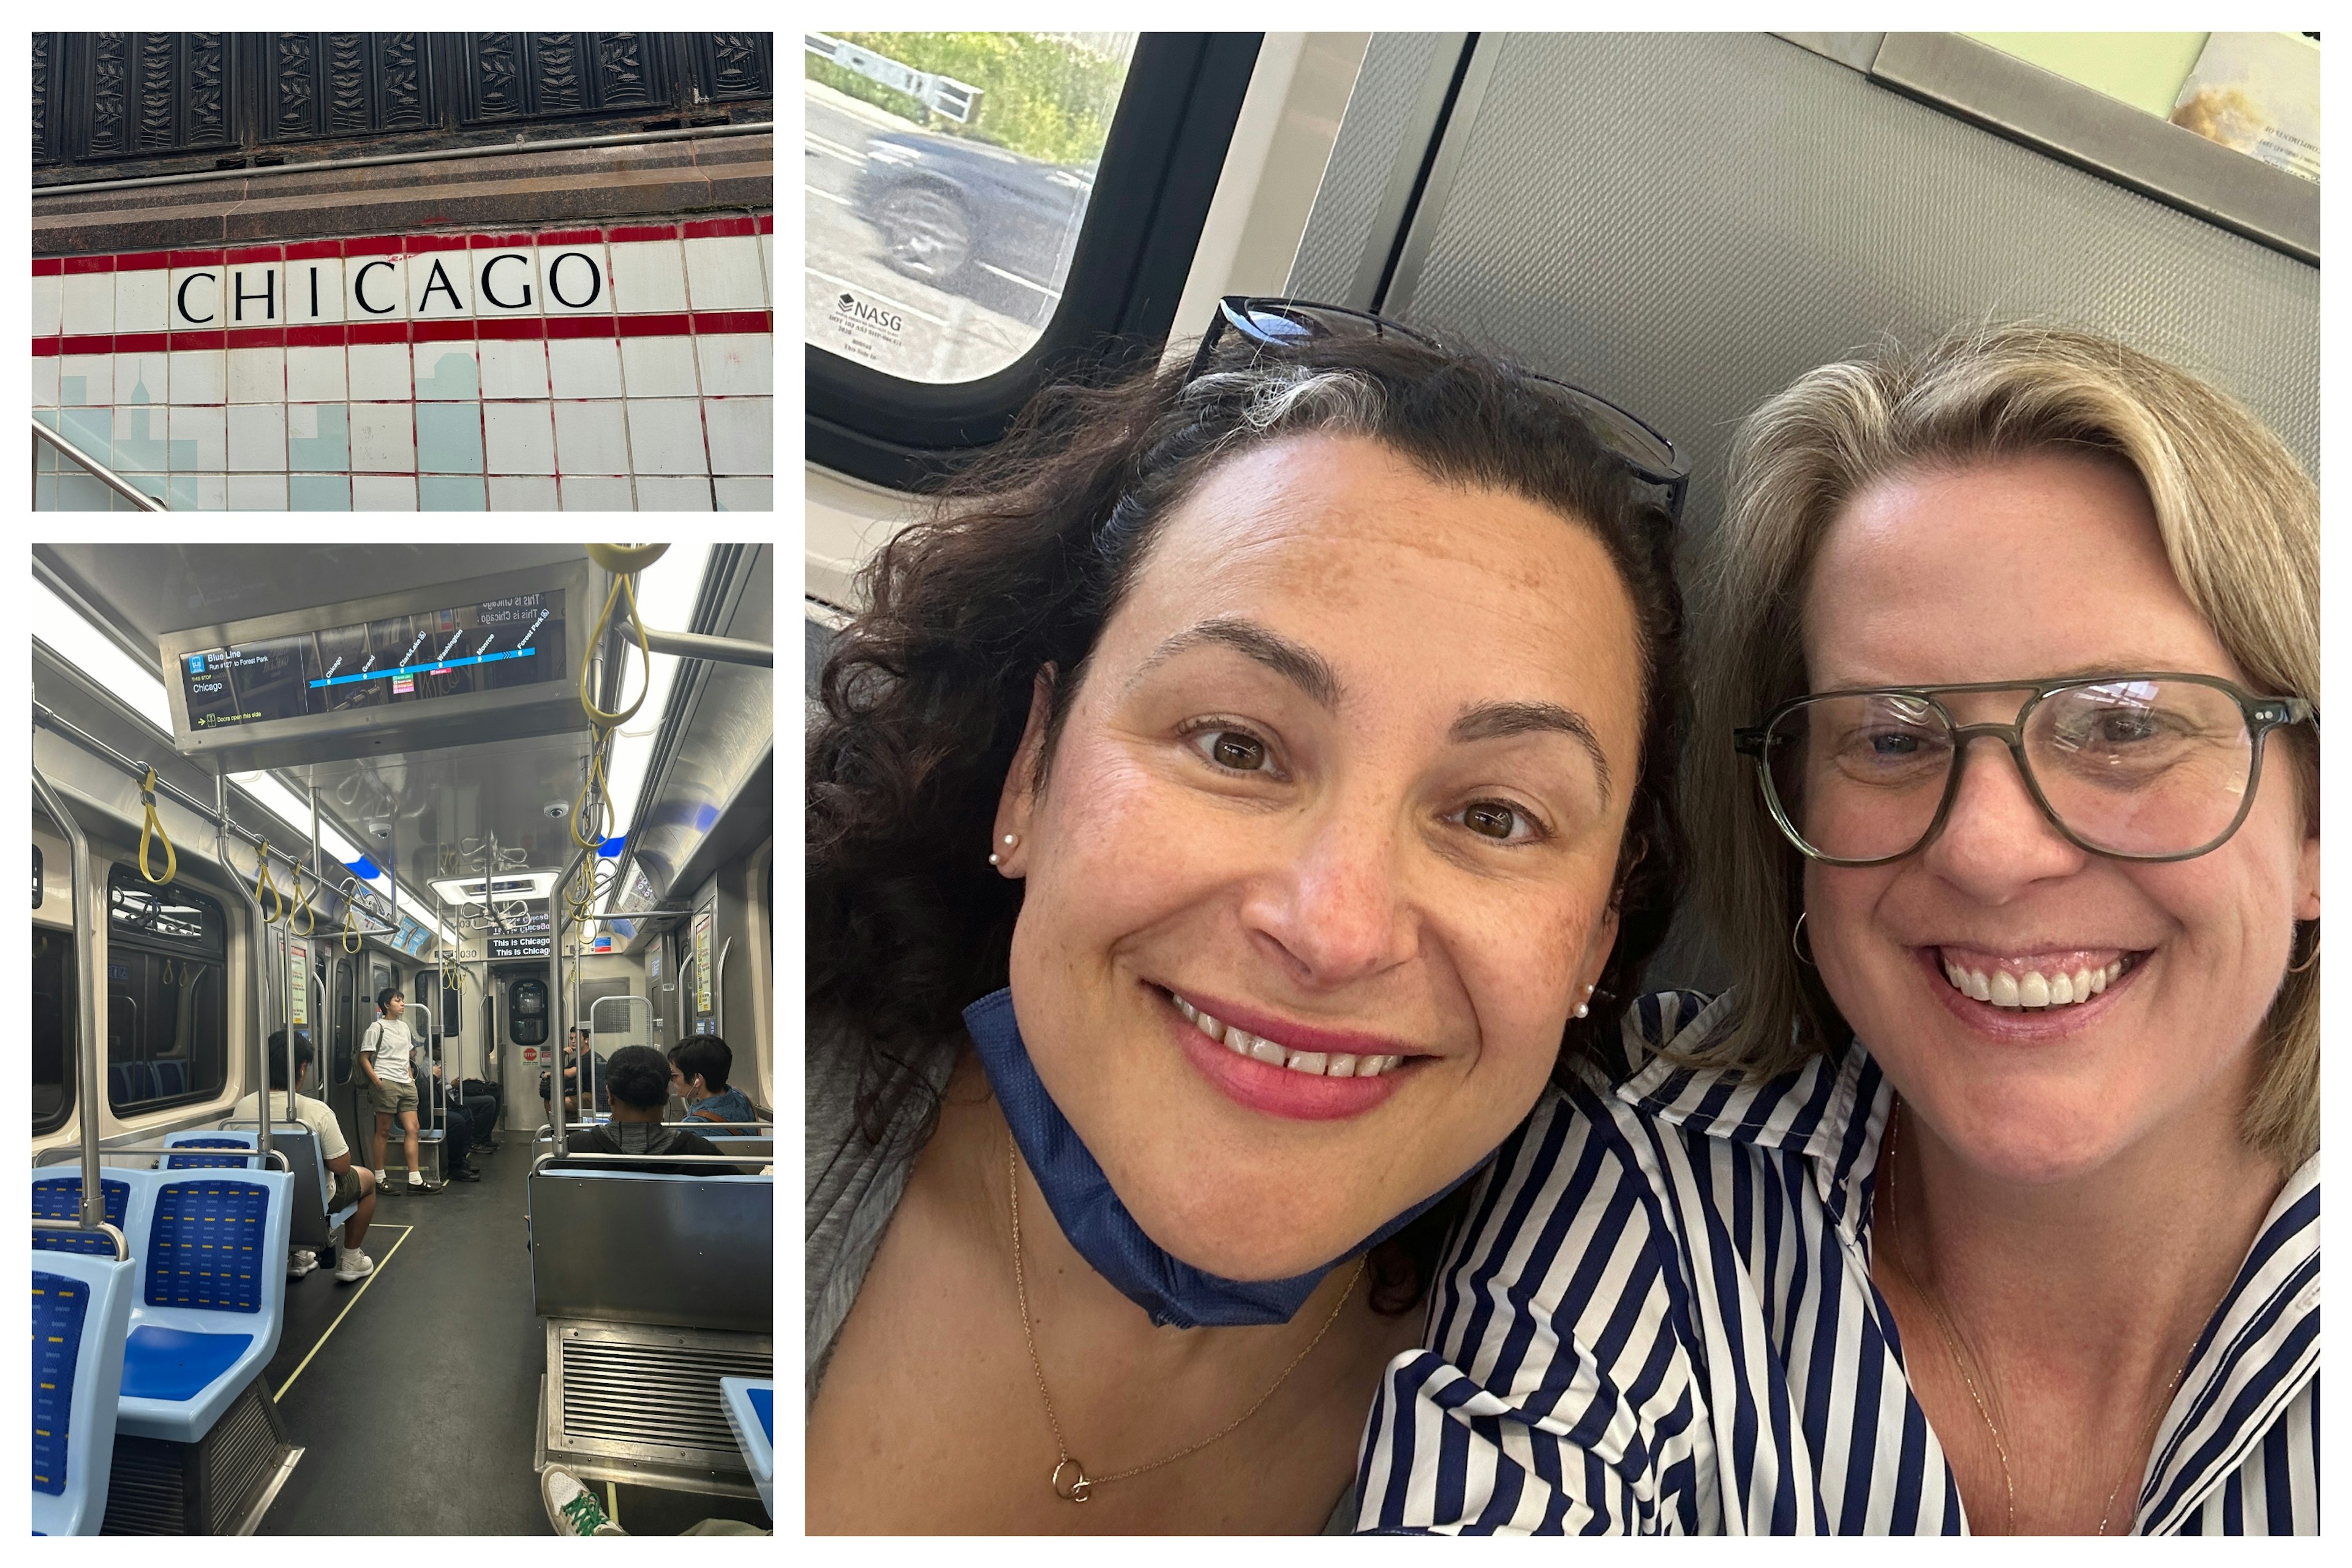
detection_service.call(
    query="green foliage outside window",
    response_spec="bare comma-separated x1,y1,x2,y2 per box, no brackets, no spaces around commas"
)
806,32,1131,167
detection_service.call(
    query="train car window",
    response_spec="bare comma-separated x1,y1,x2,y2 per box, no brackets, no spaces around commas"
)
334,956,356,1086
104,864,228,1114
32,927,75,1136
807,32,1139,383
510,977,550,1047
807,32,1264,488
443,983,463,1033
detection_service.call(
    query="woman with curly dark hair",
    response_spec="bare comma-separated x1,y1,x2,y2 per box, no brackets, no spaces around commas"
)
807,300,1691,1533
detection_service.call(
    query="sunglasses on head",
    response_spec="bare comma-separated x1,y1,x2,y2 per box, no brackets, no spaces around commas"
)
1188,295,1690,522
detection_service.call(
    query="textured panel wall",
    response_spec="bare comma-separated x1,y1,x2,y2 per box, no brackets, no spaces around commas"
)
1388,32,2318,537
1286,33,1452,306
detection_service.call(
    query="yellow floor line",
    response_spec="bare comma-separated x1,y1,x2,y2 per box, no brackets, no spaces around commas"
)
274,1224,415,1401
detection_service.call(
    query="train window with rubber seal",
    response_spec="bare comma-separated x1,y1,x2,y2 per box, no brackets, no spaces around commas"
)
806,31,1264,488
104,862,228,1114
33,923,77,1136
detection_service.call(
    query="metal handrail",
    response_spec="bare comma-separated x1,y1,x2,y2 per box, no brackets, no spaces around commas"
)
32,698,360,900
32,1219,130,1262
622,616,773,668
35,1144,292,1173
32,416,170,511
34,119,772,198
530,1152,771,1172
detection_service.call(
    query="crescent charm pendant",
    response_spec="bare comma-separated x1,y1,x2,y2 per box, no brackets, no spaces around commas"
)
1050,1457,1093,1503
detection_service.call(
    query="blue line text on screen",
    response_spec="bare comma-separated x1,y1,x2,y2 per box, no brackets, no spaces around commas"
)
306,646,540,689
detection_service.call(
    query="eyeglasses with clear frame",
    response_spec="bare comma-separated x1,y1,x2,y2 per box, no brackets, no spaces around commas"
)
1188,296,1691,522
1733,673,2318,866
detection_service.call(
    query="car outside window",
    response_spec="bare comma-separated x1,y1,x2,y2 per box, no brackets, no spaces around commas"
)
804,31,1139,384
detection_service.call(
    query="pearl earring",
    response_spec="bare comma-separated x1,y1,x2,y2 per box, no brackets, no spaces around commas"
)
987,853,1000,866
1573,981,1595,1020
990,832,1019,869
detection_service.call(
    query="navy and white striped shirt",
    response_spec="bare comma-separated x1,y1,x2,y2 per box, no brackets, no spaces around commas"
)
1357,990,2320,1534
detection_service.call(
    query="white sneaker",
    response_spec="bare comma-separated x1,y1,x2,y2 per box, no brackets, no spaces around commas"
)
288,1248,319,1278
542,1467,625,1536
333,1249,374,1283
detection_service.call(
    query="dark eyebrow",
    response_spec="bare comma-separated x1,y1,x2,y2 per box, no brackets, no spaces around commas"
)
1126,616,1343,711
1450,701,1614,802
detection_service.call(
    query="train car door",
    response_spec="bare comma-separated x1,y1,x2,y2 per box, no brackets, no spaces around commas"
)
505,973,549,1129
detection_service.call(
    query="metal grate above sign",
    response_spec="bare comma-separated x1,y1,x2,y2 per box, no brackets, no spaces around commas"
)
34,32,773,172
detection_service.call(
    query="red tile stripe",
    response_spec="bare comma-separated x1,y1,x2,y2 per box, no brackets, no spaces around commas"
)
36,219,771,275
30,311,771,356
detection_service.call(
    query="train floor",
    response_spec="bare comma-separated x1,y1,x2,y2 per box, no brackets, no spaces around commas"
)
251,1137,774,1536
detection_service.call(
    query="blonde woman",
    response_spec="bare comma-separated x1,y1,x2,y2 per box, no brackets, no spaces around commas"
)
1357,324,2316,1535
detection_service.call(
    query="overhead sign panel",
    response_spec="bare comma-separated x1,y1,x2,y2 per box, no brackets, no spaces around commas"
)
180,593,565,732
489,935,553,959
158,560,594,769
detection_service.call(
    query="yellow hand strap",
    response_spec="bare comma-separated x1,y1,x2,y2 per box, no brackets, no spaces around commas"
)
341,894,361,954
289,863,318,936
136,767,177,884
571,735,613,849
252,840,284,924
579,563,656,731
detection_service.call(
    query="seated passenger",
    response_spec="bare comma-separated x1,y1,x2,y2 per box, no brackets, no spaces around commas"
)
558,1045,726,1175
1359,326,2320,1534
805,306,1688,1531
417,1042,488,1183
541,1026,611,1120
668,1034,761,1132
230,1028,378,1283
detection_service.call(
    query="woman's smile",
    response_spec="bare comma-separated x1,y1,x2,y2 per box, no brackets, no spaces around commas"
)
1156,984,1425,1121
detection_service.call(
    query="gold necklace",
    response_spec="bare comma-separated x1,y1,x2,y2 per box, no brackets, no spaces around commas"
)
1008,1137,1368,1503
1880,1101,2187,1536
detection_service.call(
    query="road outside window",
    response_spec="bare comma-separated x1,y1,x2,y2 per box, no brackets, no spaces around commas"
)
804,32,1137,384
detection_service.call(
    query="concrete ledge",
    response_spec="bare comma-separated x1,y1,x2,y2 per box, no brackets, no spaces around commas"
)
34,132,772,254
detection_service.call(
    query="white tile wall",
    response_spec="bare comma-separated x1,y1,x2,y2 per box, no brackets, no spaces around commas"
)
620,335,700,399
625,399,707,475
484,402,556,475
553,401,630,476
703,397,772,476
37,217,771,513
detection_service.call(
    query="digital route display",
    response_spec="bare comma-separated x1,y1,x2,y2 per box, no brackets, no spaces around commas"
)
180,593,567,732
488,935,554,959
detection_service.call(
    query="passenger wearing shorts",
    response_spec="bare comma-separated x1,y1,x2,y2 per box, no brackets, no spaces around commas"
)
360,987,427,1189
230,1028,379,1282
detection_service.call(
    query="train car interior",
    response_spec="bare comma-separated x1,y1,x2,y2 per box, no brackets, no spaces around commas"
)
31,542,774,1535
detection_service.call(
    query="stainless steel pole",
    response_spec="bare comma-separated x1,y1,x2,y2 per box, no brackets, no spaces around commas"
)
31,756,107,1230
221,766,272,1170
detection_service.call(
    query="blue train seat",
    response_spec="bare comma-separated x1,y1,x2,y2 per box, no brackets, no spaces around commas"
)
116,1170,294,1444
31,1253,138,1537
718,1376,774,1521
32,1174,136,1258
148,1060,190,1098
220,1120,356,1250
107,1061,153,1107
161,1132,258,1170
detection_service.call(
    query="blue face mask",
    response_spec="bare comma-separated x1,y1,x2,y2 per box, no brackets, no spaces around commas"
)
962,987,1469,1331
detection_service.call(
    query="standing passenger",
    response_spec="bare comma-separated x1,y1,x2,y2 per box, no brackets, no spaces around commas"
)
360,987,427,1190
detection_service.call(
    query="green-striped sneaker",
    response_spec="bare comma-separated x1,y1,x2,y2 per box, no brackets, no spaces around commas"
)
542,1467,625,1536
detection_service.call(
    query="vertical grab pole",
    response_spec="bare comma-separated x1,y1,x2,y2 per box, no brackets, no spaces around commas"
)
31,755,107,1231
549,871,566,1157
221,766,273,1172
300,780,322,1127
